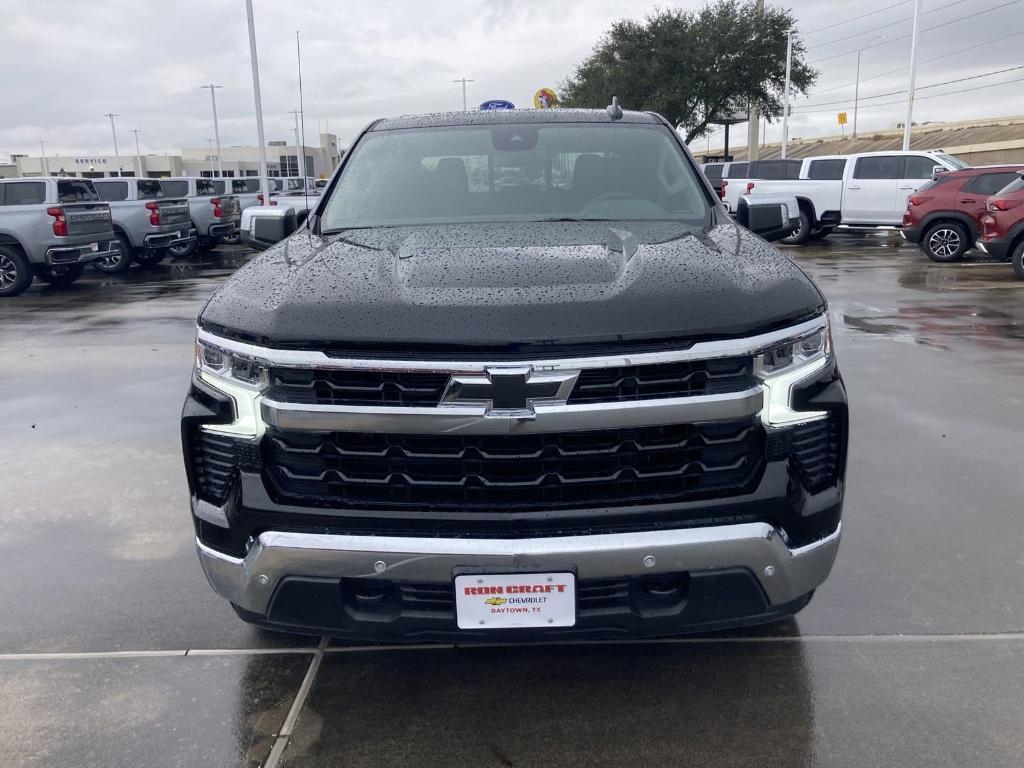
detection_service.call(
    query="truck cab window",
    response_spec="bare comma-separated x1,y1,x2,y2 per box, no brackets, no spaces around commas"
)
3,182,46,205
94,182,129,202
854,156,900,180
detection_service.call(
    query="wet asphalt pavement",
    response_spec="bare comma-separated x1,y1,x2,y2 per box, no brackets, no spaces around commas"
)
1,238,1022,766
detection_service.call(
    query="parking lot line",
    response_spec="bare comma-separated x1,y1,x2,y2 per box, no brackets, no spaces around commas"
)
1,631,1023,663
264,636,329,768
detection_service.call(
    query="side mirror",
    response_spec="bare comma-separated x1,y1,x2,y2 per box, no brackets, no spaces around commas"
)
240,206,297,251
931,165,947,179
735,195,801,242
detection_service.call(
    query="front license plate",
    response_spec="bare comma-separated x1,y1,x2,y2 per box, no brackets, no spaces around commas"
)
455,573,576,630
88,242,99,252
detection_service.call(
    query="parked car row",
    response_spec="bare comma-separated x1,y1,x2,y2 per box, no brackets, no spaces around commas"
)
703,151,1024,278
0,173,325,293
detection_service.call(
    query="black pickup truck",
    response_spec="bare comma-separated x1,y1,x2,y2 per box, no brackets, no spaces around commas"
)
182,106,847,641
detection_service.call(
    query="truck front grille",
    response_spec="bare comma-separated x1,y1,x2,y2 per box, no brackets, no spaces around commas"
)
268,369,451,407
262,419,764,510
267,356,754,408
566,357,754,403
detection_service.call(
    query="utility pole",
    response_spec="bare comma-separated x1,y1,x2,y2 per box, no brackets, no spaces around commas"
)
39,140,49,175
902,0,922,150
853,35,885,139
289,109,302,177
746,0,764,161
201,84,224,176
781,30,792,159
245,0,270,203
131,129,143,176
104,113,122,176
207,139,216,178
452,78,474,111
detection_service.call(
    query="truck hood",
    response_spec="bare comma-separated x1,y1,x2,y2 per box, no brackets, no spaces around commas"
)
200,220,826,353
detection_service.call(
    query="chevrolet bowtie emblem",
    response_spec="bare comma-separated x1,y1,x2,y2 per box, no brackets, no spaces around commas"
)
440,366,579,418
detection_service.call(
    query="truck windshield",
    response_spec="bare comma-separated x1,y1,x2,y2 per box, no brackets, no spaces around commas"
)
935,153,969,170
320,123,710,231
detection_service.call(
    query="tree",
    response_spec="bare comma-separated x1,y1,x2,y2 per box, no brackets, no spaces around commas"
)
559,1,816,143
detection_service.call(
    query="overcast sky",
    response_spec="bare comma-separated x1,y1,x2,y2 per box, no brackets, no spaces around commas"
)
1,0,1021,159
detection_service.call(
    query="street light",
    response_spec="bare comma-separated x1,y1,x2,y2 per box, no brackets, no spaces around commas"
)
104,113,122,176
853,34,885,139
207,139,216,178
452,78,474,112
201,84,224,177
131,129,143,177
244,0,271,204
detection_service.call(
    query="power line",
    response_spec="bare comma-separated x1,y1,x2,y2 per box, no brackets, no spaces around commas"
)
800,0,912,36
806,0,1023,65
792,73,1024,114
804,0,970,51
797,64,1024,109
806,30,1024,96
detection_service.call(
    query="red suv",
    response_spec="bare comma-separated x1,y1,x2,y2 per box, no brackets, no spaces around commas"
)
902,165,1024,262
977,174,1024,278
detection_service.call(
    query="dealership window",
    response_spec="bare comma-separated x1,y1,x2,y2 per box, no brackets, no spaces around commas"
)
2,181,46,205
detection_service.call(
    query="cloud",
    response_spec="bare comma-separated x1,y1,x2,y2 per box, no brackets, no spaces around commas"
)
0,0,1020,158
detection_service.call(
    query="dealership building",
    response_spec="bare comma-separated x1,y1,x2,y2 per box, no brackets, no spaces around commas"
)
8,132,343,179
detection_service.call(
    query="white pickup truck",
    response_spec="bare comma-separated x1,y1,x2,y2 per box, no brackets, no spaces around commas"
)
723,150,968,244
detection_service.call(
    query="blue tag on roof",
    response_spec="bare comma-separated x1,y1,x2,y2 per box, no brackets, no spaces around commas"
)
479,100,515,111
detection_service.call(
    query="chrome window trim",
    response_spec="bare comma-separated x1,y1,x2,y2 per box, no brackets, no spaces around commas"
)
195,315,826,373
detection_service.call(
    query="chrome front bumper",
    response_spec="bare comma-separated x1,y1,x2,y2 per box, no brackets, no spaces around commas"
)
197,522,842,617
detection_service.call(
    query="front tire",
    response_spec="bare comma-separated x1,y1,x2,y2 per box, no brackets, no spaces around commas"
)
220,230,241,245
923,221,969,262
37,264,85,286
780,210,811,245
0,245,34,297
93,233,134,274
1012,240,1024,280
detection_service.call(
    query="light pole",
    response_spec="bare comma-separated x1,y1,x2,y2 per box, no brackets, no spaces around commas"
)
131,129,143,177
39,140,49,175
289,109,302,177
902,0,923,150
245,0,270,204
201,84,224,176
781,30,792,159
853,34,886,139
452,78,474,111
207,139,216,178
104,113,122,176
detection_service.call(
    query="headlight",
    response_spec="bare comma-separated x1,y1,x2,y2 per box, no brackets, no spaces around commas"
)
195,336,267,389
755,316,832,426
194,332,266,438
